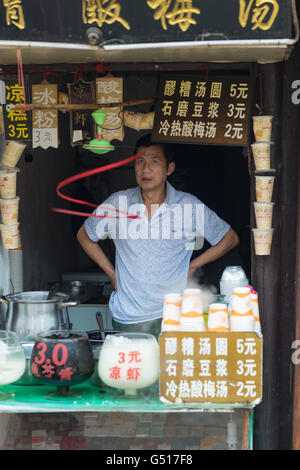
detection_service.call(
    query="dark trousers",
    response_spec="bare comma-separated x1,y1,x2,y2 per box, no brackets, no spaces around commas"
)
112,317,162,340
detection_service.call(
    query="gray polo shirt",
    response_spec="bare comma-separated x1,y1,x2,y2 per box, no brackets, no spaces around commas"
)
84,182,230,324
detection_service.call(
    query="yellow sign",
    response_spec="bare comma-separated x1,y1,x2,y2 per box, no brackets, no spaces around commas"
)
32,84,58,149
96,77,124,143
159,332,263,405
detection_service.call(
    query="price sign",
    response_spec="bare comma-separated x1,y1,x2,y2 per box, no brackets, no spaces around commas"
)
152,75,254,146
159,332,262,405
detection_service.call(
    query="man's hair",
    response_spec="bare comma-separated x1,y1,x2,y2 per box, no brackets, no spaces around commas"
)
134,133,174,166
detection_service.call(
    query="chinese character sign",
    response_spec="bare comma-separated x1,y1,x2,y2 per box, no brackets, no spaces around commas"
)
152,75,253,146
68,79,95,146
3,79,32,143
159,332,262,404
32,84,58,149
96,77,124,143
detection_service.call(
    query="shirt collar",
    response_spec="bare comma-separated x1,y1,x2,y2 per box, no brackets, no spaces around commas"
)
132,181,176,207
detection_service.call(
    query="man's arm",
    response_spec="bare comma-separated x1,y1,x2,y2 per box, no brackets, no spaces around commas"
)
188,227,239,276
77,224,117,290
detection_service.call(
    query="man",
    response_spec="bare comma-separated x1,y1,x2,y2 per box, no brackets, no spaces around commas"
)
77,134,239,337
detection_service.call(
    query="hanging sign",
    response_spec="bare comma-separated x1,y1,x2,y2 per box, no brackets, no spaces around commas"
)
159,332,262,405
3,78,32,144
96,77,124,143
152,75,254,146
0,1,293,43
68,79,95,147
32,84,58,149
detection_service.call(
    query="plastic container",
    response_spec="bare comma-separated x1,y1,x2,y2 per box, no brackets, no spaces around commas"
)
219,266,249,306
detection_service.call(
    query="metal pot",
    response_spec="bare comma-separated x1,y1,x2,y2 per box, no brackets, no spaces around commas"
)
47,280,105,304
0,291,78,341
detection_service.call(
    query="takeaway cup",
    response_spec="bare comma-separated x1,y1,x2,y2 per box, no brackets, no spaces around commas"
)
1,141,26,168
161,293,181,332
254,202,274,229
250,291,262,335
0,223,19,249
0,168,19,199
252,228,274,256
180,288,206,331
255,176,275,202
252,115,273,142
230,287,255,332
0,197,19,224
251,141,272,171
207,303,229,332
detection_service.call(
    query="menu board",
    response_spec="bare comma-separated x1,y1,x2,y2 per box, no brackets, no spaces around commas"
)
159,332,262,405
152,75,253,146
32,84,58,149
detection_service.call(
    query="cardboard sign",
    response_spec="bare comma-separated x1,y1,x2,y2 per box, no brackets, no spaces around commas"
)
32,84,58,149
96,77,124,143
159,332,262,405
68,79,95,147
152,75,253,146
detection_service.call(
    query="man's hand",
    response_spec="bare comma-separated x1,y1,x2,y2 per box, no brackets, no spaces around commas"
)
188,227,239,276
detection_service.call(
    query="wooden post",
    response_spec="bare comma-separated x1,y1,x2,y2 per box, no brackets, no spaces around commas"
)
251,62,283,450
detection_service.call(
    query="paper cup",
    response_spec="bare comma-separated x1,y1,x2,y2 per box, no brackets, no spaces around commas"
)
0,197,19,224
252,115,273,142
0,168,19,199
251,141,272,171
0,223,20,249
230,287,255,332
255,176,275,202
252,228,274,256
180,288,206,331
207,303,229,332
162,293,181,332
1,141,26,168
254,202,274,229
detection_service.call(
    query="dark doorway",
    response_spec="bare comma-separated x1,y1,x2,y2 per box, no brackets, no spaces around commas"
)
170,143,251,290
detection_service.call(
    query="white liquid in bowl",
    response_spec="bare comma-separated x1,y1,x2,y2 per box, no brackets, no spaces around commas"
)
0,348,26,385
98,334,160,392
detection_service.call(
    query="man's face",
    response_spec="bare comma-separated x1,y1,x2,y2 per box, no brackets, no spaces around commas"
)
134,144,175,192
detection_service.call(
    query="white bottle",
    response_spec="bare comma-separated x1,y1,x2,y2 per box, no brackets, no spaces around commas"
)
219,266,249,307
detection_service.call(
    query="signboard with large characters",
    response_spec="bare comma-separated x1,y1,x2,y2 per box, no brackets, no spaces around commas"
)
0,1,293,45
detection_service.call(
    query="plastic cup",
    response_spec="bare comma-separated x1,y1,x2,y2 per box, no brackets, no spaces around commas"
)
0,197,19,224
252,116,273,142
252,228,274,256
161,293,181,332
180,288,206,331
255,175,275,202
0,168,19,199
207,303,229,332
230,287,255,332
251,141,272,170
0,223,20,249
254,202,274,229
1,141,26,168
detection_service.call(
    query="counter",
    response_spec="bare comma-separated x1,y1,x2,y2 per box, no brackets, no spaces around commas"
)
0,380,254,450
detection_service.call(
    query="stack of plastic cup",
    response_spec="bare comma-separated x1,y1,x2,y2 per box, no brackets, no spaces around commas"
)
179,288,206,332
161,293,182,332
0,167,21,250
0,140,26,169
249,288,262,335
251,116,275,256
207,303,229,332
230,287,255,332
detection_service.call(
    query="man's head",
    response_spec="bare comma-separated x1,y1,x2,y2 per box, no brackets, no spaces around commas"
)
134,134,175,192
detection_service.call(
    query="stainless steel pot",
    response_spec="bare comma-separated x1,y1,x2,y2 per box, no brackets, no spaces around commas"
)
47,280,105,304
0,291,78,341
